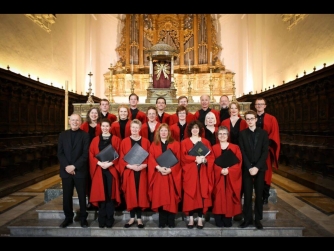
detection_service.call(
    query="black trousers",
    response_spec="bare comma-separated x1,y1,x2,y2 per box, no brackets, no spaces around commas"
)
242,170,265,222
158,207,176,226
98,170,114,224
62,176,88,220
213,214,232,227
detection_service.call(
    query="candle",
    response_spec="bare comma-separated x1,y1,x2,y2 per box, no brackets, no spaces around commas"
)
188,59,190,71
210,52,212,65
65,80,68,92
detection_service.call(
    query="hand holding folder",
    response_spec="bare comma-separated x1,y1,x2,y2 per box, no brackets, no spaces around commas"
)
214,149,240,168
95,144,119,162
188,141,211,157
123,143,149,165
156,148,179,168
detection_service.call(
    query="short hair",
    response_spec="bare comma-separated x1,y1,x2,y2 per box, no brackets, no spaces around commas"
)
176,105,188,116
129,93,139,101
220,95,229,101
187,120,204,136
100,98,109,105
131,118,142,129
146,106,158,115
117,104,130,120
100,118,111,126
156,97,166,104
217,125,229,137
255,97,266,105
244,110,257,118
178,95,188,103
204,111,217,125
153,123,175,145
85,107,101,123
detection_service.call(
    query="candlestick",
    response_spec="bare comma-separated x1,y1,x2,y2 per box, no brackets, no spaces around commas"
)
65,80,68,92
131,57,134,73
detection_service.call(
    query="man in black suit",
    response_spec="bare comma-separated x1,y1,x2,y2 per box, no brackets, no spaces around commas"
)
238,110,269,229
57,113,90,228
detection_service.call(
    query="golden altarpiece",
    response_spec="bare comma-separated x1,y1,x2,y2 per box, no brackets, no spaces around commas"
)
74,14,251,117
103,14,237,105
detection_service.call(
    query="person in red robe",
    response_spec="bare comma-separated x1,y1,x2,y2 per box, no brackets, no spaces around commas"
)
147,123,181,228
80,107,102,211
212,125,243,227
155,97,171,124
99,98,117,124
180,120,214,229
140,106,160,144
110,105,131,140
119,119,151,228
169,96,195,125
89,119,122,228
170,105,191,142
255,98,280,204
220,101,248,222
128,93,147,124
194,94,220,127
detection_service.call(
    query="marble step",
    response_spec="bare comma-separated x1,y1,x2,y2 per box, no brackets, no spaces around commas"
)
37,196,278,221
7,218,304,237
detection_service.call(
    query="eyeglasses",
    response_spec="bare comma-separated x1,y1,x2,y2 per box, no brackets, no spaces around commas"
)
245,118,256,121
255,103,265,106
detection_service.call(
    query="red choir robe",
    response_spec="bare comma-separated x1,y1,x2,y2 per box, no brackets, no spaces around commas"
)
103,112,117,124
169,112,195,126
156,112,171,125
263,113,280,185
140,122,161,143
170,123,190,142
220,118,248,143
180,137,214,215
129,109,147,124
194,108,221,127
80,122,102,136
89,135,122,207
118,137,151,211
211,143,243,217
110,120,132,140
147,141,182,213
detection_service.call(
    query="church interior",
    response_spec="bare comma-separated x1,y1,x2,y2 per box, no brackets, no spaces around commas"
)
0,14,334,237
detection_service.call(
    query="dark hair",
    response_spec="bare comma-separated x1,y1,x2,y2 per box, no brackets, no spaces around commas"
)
187,120,204,136
100,98,109,105
176,105,188,116
129,93,139,101
85,107,101,123
178,95,188,103
100,118,111,126
244,110,257,118
153,123,175,145
156,97,166,104
146,106,158,115
255,97,266,105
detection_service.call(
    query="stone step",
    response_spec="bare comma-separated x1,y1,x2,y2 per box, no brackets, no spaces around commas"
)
37,195,279,221
7,218,304,237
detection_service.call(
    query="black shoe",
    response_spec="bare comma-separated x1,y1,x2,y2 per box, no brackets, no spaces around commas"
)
99,224,105,228
87,204,98,211
187,224,194,229
137,223,144,228
159,224,166,228
255,220,263,229
263,198,269,205
80,219,88,228
168,224,175,228
233,214,243,221
124,221,135,228
239,220,253,228
197,224,204,229
59,218,73,228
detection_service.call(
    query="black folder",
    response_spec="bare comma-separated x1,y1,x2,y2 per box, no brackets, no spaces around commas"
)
188,141,211,157
156,148,179,168
123,143,149,165
95,144,119,162
214,149,240,168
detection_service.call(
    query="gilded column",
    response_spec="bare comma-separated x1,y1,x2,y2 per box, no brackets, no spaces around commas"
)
139,14,144,68
126,15,131,67
179,14,185,68
152,14,158,44
206,14,212,65
193,15,199,66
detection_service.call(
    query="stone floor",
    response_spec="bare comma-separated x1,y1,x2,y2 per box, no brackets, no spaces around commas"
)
0,163,334,237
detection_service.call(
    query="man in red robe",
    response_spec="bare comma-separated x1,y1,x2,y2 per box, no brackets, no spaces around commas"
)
255,98,280,204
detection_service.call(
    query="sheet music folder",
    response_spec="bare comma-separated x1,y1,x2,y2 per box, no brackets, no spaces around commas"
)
95,144,119,162
214,149,240,168
188,141,211,157
156,148,179,168
123,143,149,165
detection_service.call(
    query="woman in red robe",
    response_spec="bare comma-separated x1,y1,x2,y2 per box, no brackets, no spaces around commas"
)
211,125,243,227
140,106,160,144
180,120,214,229
148,123,181,228
89,119,122,228
119,119,151,228
110,104,131,140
